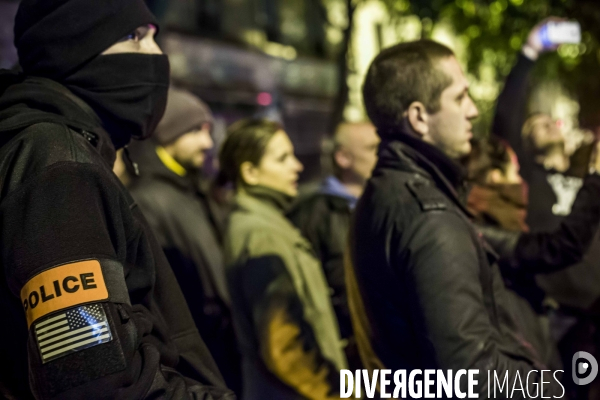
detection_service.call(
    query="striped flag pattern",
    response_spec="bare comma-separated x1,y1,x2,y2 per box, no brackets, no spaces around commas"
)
34,304,112,363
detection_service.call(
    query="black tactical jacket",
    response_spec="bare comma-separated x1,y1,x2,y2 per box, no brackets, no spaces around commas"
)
349,132,565,398
0,73,235,400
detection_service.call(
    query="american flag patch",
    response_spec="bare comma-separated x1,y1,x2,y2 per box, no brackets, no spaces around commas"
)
34,304,112,363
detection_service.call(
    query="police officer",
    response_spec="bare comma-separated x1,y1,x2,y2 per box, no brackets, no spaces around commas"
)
0,0,234,399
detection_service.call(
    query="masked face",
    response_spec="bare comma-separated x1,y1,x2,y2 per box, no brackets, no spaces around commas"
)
64,24,170,149
102,25,162,56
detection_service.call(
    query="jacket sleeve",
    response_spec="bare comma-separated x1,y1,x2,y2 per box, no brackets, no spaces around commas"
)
0,161,233,400
288,201,346,299
514,173,600,272
288,200,352,339
492,53,535,168
398,210,564,399
239,236,342,400
480,174,600,273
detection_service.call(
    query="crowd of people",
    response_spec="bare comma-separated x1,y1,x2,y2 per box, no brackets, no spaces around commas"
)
1,1,600,399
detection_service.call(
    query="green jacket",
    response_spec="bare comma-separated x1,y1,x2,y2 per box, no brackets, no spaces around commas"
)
225,190,347,400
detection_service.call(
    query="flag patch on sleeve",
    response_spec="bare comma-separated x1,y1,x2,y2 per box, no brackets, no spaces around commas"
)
34,304,112,363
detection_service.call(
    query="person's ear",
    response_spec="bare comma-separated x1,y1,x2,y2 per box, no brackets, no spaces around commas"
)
405,101,429,138
240,161,259,186
334,148,353,170
488,169,504,184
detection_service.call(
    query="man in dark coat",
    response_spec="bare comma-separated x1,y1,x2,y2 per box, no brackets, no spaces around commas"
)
287,122,378,369
129,87,241,393
348,39,600,398
0,1,234,399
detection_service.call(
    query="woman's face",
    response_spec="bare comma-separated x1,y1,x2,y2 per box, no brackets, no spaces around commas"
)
488,147,523,185
244,130,303,197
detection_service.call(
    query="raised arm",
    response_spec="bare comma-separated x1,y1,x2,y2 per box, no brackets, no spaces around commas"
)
492,19,560,166
480,144,600,273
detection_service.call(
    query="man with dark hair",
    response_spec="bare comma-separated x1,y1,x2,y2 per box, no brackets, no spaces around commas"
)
288,122,379,369
348,39,600,397
129,87,241,393
363,40,455,141
0,1,233,399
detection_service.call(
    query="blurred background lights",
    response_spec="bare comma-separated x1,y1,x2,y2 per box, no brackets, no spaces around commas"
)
257,92,273,106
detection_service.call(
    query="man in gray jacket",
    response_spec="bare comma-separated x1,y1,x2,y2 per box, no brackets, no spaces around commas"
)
129,87,241,393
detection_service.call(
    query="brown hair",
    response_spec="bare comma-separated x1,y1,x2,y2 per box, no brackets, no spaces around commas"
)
363,40,454,132
218,118,282,185
467,136,513,184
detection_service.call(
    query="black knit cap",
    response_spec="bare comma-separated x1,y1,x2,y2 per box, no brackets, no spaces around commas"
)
14,0,158,81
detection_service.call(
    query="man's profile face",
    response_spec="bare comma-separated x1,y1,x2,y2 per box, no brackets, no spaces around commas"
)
166,123,214,170
102,24,162,55
425,57,479,160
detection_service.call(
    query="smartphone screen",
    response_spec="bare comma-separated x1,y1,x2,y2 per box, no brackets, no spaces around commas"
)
540,21,581,46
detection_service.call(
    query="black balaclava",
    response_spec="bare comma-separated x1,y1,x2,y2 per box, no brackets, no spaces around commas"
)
14,0,170,149
64,54,169,149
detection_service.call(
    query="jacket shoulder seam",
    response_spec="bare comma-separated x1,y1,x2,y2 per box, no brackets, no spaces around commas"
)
405,178,448,211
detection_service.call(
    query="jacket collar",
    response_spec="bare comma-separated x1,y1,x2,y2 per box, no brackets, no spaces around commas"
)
235,189,310,247
235,188,288,219
131,140,197,192
0,72,116,165
319,175,358,209
377,127,471,215
156,146,187,177
243,185,294,212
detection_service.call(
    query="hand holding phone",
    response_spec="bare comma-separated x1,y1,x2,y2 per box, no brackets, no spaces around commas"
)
523,18,580,59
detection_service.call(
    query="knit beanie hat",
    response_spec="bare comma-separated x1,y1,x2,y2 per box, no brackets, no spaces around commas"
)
14,0,157,80
154,87,214,145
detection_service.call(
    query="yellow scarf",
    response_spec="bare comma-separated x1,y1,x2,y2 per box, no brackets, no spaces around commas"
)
156,146,186,177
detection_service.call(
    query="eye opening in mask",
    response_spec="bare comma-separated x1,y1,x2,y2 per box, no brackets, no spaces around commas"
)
119,24,156,43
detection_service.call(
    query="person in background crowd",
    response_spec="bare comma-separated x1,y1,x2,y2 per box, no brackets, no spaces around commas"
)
347,39,583,398
128,87,241,394
220,119,347,400
493,17,581,231
0,0,234,398
494,17,600,400
467,136,528,231
288,122,378,370
466,136,560,370
470,138,600,400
